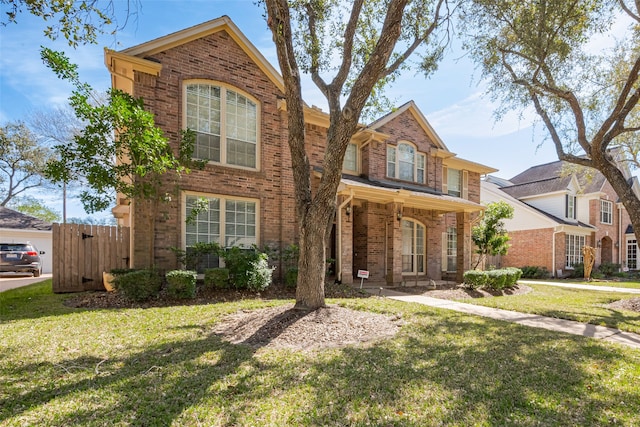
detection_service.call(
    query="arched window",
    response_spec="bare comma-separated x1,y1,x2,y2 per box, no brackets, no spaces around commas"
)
185,82,259,169
401,219,426,274
387,142,426,183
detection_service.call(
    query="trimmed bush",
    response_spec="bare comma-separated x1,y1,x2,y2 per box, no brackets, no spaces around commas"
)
165,270,197,299
486,269,509,290
598,262,621,277
569,263,584,278
285,268,298,288
463,270,487,289
520,266,550,279
113,269,162,302
204,268,230,289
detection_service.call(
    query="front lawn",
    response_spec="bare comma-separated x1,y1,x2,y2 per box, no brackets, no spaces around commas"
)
1,280,639,426
454,282,640,334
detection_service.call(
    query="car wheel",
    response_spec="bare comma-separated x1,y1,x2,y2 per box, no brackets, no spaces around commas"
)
33,269,41,278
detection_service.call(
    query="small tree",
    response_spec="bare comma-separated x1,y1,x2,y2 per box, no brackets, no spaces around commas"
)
472,201,514,269
41,48,200,266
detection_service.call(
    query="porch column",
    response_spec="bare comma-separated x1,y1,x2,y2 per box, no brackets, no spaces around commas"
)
339,196,354,285
456,212,471,283
386,202,403,285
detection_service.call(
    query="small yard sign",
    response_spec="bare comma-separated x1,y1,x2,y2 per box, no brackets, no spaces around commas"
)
357,270,369,288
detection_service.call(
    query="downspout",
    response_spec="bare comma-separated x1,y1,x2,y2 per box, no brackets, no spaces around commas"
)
336,189,354,283
552,228,561,278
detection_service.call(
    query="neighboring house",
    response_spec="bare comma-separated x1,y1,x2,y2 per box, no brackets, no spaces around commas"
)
0,206,52,273
482,153,640,277
104,16,496,284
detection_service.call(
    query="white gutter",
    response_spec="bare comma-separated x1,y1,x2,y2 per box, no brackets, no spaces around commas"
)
336,190,354,283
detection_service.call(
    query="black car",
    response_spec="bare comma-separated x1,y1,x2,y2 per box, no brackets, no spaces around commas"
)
0,243,45,277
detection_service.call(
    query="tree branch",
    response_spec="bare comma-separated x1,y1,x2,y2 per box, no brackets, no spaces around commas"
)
619,0,640,23
330,0,364,91
306,1,329,96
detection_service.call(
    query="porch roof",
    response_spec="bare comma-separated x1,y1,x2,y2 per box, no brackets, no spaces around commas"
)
337,176,485,213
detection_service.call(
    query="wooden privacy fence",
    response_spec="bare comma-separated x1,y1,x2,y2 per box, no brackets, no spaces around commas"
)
52,224,130,293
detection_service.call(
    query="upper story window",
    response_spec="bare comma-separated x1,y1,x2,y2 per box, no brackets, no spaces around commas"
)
447,169,462,197
343,142,358,173
185,82,259,169
565,194,577,220
600,200,613,224
387,142,426,184
442,166,468,199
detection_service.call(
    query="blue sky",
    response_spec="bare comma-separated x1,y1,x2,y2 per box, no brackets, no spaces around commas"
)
1,0,567,218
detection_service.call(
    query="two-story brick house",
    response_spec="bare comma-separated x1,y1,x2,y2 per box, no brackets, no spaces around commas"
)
105,16,496,285
482,154,640,276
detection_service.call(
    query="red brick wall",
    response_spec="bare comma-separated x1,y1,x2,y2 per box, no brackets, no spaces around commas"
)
501,228,556,272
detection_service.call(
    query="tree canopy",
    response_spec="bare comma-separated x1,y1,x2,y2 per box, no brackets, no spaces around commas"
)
462,0,640,241
472,200,514,269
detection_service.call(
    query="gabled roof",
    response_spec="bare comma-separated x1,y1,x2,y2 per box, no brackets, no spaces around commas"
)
0,207,52,231
367,101,449,151
504,159,607,198
115,16,284,93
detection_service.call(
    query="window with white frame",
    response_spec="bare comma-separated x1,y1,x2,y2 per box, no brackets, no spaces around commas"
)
600,200,613,224
446,226,457,272
447,169,462,197
185,194,257,272
566,194,577,219
401,219,425,274
565,234,585,268
343,142,358,173
387,142,426,183
628,238,637,270
185,82,258,169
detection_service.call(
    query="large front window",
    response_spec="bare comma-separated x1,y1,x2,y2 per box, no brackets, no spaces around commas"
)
185,194,258,272
185,82,258,169
628,238,637,270
387,142,426,183
402,219,425,274
565,234,585,268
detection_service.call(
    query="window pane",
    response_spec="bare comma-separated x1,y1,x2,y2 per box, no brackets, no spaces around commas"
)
448,169,461,197
343,143,358,171
187,83,222,162
387,146,396,178
185,195,221,273
398,144,415,181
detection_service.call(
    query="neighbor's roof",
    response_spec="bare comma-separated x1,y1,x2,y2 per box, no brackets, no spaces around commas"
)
0,206,52,231
502,160,606,198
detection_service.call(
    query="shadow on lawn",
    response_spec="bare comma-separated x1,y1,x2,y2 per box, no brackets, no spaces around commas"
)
1,302,639,426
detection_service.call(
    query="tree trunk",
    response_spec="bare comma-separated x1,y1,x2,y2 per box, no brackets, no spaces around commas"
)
294,211,329,310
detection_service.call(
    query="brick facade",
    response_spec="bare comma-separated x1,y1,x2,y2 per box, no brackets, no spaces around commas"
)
108,17,493,285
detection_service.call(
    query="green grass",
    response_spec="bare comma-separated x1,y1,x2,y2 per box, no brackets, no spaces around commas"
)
455,283,640,334
1,280,639,426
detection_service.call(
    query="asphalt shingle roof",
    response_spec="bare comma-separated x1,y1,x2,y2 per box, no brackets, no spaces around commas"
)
0,206,53,231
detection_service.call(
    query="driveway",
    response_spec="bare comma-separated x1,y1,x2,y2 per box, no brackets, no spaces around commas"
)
0,273,52,292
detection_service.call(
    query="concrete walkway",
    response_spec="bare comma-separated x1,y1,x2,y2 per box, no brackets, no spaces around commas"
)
519,279,640,294
368,287,640,350
0,273,51,292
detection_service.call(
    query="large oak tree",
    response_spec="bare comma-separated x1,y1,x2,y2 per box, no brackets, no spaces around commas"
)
263,0,452,309
462,0,640,254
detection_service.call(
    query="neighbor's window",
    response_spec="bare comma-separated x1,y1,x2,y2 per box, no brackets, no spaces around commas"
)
627,238,637,270
565,194,577,220
185,82,258,169
185,194,257,272
387,142,426,184
565,234,585,268
343,142,358,173
402,219,425,274
600,200,613,224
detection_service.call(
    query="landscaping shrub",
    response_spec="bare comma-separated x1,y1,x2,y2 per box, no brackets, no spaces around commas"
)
520,266,550,279
113,269,162,302
569,263,584,278
246,254,274,291
285,268,298,288
220,246,273,290
204,268,230,289
165,270,197,299
504,267,522,286
486,269,509,290
598,262,621,277
463,270,487,289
